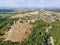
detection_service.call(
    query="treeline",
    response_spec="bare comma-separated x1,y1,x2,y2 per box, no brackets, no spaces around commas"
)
0,16,14,35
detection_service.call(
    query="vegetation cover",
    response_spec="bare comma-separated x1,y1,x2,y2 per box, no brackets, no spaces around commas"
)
49,22,60,45
0,20,50,45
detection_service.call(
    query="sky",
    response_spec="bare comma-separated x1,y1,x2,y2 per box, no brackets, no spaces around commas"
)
0,0,60,8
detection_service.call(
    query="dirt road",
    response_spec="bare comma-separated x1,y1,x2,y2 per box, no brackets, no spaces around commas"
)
46,26,54,45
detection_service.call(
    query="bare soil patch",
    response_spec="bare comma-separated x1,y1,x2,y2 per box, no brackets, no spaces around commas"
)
4,23,31,42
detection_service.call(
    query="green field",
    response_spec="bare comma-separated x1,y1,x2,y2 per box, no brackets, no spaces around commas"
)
49,22,60,45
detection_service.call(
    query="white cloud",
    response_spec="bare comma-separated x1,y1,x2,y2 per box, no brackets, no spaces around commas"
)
0,0,19,7
0,0,60,8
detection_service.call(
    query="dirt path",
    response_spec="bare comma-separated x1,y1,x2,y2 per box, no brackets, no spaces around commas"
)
49,36,54,45
46,26,54,45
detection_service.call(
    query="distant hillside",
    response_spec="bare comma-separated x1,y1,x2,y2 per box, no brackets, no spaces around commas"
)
44,8,60,12
0,9,14,12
